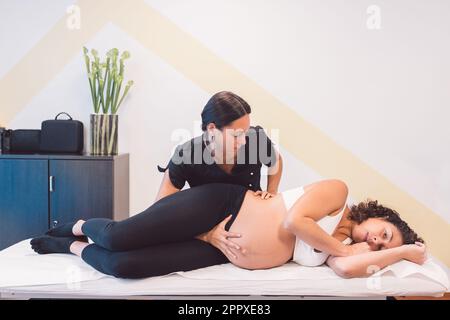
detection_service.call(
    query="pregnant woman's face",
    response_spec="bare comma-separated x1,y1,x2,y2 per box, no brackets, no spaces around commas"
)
214,114,250,163
352,218,403,251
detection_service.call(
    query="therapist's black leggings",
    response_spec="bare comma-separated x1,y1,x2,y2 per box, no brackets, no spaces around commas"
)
80,183,248,279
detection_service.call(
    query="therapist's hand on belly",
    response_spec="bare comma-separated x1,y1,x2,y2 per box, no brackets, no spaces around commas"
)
253,190,275,200
195,215,246,260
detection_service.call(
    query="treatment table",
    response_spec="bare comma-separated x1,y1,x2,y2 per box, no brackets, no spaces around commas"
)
0,240,448,300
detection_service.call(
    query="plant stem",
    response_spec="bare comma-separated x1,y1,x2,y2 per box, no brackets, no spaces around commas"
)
100,114,107,154
112,78,122,114
105,115,110,155
116,83,132,111
95,115,100,154
108,115,117,154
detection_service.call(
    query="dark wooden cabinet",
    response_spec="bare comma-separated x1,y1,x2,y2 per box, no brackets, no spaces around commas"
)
0,154,129,250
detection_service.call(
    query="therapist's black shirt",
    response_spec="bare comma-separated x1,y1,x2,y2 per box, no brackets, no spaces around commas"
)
159,126,277,191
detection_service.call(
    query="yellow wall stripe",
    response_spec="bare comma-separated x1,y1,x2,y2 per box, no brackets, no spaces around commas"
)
0,0,110,127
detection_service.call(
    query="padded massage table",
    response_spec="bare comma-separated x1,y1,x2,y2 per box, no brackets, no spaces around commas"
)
0,240,448,300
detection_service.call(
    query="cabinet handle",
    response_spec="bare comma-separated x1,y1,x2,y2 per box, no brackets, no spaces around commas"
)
49,176,54,192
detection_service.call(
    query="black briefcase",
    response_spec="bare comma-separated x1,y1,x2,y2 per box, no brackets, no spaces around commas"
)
40,112,84,154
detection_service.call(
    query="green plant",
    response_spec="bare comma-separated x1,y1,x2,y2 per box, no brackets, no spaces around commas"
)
83,47,134,114
83,47,134,155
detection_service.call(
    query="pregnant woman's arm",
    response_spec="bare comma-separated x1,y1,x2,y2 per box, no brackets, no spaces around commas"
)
284,179,353,257
326,242,427,278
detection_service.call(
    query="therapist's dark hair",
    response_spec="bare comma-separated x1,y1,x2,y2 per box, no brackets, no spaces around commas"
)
201,91,251,131
348,200,424,245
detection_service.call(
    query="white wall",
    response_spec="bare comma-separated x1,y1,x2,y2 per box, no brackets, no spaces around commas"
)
1,0,449,266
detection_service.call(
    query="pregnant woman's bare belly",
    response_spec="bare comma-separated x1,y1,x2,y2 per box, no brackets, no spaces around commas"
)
228,191,295,269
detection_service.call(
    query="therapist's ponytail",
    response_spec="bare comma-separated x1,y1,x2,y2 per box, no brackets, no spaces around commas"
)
201,91,251,131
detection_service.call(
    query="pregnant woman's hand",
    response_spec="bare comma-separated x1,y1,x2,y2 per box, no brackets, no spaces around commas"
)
402,242,427,265
254,190,275,200
196,215,245,260
346,242,372,256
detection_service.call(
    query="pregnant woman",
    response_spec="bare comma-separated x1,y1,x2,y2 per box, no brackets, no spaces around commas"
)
31,179,426,279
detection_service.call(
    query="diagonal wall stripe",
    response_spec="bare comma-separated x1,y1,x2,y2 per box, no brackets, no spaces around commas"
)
0,0,110,127
1,0,449,266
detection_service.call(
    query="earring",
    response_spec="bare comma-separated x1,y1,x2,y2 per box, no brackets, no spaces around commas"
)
209,134,215,157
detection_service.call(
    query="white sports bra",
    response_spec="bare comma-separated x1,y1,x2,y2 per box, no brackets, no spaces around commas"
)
281,186,352,267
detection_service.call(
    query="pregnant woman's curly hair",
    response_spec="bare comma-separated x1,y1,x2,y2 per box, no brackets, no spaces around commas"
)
348,200,424,250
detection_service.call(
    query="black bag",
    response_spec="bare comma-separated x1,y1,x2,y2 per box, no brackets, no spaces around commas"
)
40,112,84,154
0,128,12,153
10,129,41,153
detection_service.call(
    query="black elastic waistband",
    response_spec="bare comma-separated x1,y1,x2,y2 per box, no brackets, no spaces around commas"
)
224,185,248,231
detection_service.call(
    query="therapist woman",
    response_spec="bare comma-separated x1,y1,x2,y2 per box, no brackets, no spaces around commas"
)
156,91,283,258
